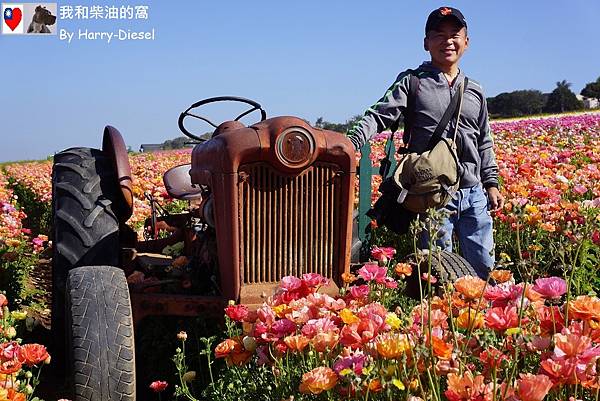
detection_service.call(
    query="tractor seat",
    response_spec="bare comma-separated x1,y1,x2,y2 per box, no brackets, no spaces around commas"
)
163,164,203,201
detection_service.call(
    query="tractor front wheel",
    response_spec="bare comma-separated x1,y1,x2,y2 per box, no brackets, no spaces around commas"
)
403,250,477,299
66,265,136,401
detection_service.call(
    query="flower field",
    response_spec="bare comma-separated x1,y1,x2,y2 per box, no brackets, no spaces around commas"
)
0,112,599,400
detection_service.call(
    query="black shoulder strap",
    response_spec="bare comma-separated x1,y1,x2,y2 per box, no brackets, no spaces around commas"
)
401,73,420,146
426,77,468,150
379,71,419,177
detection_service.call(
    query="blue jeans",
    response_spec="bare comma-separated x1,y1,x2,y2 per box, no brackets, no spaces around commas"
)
420,184,495,279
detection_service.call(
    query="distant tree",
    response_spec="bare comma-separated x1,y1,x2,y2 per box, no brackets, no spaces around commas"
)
161,136,194,150
581,76,600,101
315,114,377,133
544,80,584,113
487,90,546,117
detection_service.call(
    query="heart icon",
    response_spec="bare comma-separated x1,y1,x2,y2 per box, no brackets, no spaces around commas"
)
4,7,22,31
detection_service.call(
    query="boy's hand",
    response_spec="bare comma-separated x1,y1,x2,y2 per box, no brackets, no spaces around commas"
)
486,186,504,212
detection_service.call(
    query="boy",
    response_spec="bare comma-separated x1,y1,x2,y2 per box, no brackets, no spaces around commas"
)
348,6,504,278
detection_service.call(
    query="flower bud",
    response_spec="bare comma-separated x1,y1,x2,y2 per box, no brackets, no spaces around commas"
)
242,336,256,352
182,371,196,383
5,326,16,339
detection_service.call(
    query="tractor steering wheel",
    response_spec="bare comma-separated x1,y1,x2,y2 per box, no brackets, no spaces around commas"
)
178,96,267,142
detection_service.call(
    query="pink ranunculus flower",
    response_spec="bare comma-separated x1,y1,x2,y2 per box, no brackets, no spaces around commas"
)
271,318,297,338
532,277,567,300
516,373,553,401
485,306,520,332
384,277,398,289
370,246,396,264
301,317,339,339
280,276,303,292
349,285,370,300
572,184,588,195
333,353,367,375
357,263,387,284
301,273,329,288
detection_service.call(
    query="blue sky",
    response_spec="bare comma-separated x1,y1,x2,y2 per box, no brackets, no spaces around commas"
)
1,0,599,162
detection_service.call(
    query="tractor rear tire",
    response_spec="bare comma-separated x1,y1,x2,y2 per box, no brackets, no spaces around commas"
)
51,147,121,367
66,266,136,401
403,250,477,299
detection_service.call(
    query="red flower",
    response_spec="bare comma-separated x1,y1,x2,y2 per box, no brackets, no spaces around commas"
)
440,7,452,15
224,304,249,322
20,344,49,366
149,380,168,392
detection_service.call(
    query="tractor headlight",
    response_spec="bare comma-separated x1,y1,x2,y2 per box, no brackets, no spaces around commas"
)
275,127,315,168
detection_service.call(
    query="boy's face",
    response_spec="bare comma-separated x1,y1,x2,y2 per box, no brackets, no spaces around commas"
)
424,19,469,69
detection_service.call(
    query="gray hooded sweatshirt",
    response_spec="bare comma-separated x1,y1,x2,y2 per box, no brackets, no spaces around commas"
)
348,62,499,189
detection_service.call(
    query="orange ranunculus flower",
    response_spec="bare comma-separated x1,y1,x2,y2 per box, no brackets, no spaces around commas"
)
299,366,338,394
568,296,600,322
376,333,410,359
455,308,484,330
341,272,357,284
228,347,253,366
431,336,453,360
214,337,252,366
340,308,360,325
0,388,25,401
444,371,488,401
311,332,339,353
516,373,553,401
365,379,383,392
20,344,49,366
284,335,310,352
454,276,487,300
394,262,413,278
214,338,238,359
490,269,513,283
0,294,7,307
0,359,21,375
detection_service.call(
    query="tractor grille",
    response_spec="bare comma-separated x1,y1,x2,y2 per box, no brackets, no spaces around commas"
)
238,162,341,284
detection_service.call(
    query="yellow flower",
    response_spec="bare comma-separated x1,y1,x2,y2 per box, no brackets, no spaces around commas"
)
525,204,539,214
455,308,484,330
4,239,20,247
385,312,401,330
392,378,405,390
340,308,359,325
376,333,410,359
11,310,27,320
505,327,521,336
272,304,288,318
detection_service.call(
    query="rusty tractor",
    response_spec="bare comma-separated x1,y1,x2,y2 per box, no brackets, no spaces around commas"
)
51,96,474,400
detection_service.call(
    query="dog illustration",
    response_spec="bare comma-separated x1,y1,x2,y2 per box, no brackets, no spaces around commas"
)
27,5,56,33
